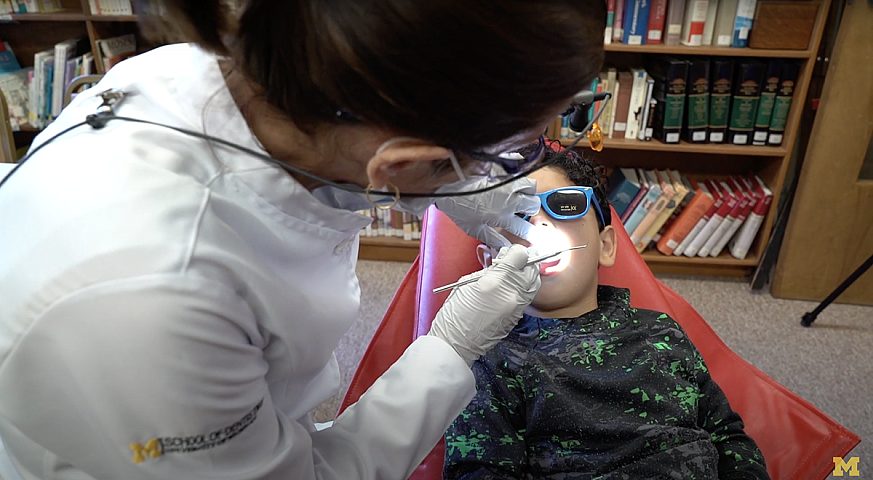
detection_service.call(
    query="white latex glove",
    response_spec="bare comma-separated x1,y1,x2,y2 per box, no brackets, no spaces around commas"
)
428,245,541,366
432,175,541,249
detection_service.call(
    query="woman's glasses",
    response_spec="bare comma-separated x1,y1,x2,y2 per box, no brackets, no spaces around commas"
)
520,186,606,227
463,136,547,175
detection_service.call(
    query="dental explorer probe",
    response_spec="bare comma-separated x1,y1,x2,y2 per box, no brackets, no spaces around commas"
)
432,244,588,294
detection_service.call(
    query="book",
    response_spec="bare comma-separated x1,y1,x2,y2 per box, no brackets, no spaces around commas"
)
658,178,715,255
0,67,32,130
729,175,773,259
611,71,634,137
708,59,734,143
643,97,657,141
28,49,53,129
623,168,661,235
732,0,758,47
652,171,694,245
728,60,765,145
602,68,618,136
624,68,648,140
712,0,739,47
647,0,669,44
637,74,655,141
614,0,627,43
637,170,689,252
605,0,617,44
0,41,21,75
752,60,782,145
697,180,749,257
623,0,652,45
707,177,758,257
621,169,651,224
607,167,643,219
95,33,136,72
674,179,723,256
701,0,720,45
630,170,671,246
684,181,736,257
52,37,89,117
648,57,688,144
680,0,709,46
664,0,687,45
768,61,800,146
684,58,710,143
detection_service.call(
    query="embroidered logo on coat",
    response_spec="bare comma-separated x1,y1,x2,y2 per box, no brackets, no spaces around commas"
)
130,399,263,464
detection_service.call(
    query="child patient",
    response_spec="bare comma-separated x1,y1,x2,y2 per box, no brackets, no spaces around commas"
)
443,146,769,480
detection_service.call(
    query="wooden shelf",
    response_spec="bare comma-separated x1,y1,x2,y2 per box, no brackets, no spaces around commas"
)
359,236,420,262
559,137,788,156
604,43,812,59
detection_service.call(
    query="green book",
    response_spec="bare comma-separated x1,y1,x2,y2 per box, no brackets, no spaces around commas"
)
648,57,689,144
728,60,765,145
708,59,734,143
684,58,710,143
752,60,783,145
768,62,802,146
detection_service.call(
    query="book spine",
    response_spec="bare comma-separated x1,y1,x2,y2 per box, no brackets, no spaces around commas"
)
624,0,652,46
768,62,800,146
685,186,735,257
753,60,782,145
728,60,765,145
729,176,772,259
701,0,720,45
680,0,709,46
605,0,616,44
697,187,744,257
614,0,627,42
606,169,636,218
638,76,655,140
658,190,713,255
664,0,687,45
624,179,659,234
732,0,758,47
709,179,756,256
625,69,648,140
651,58,688,144
708,59,734,143
647,0,668,44
713,0,739,46
621,178,649,223
684,58,710,143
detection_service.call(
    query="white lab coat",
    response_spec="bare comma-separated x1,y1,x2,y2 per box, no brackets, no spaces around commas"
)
0,44,475,480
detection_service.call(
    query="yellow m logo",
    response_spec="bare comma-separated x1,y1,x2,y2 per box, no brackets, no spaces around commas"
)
832,456,860,476
130,438,163,464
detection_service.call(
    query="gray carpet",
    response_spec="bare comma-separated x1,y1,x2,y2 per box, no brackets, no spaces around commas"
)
313,260,871,478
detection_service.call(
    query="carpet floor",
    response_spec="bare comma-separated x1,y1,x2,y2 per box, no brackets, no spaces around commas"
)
312,260,871,478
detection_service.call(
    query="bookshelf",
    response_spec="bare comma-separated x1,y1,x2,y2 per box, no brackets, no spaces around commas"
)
1,0,151,150
361,0,832,277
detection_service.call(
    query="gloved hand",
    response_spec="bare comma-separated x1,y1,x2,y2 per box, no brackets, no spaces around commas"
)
428,245,541,366
433,175,541,249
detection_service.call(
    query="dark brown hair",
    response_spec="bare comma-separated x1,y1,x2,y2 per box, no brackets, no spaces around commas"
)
137,0,606,153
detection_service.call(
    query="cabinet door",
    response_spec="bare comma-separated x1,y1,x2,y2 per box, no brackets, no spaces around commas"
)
771,1,873,305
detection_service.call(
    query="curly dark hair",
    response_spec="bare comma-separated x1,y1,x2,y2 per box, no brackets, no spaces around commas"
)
518,141,612,230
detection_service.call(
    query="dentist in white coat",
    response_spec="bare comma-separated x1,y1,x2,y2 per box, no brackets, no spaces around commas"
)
0,1,607,479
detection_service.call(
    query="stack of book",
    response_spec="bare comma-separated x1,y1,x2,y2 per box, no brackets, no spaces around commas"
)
550,57,799,147
0,39,30,130
358,209,422,242
87,0,133,15
16,33,134,129
607,168,774,260
607,0,761,48
1,0,61,13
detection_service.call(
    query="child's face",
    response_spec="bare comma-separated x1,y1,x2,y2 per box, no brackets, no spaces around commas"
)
478,166,617,315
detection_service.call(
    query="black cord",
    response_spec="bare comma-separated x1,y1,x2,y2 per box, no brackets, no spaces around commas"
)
2,96,609,199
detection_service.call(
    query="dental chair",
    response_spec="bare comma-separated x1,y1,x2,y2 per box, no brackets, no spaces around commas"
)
339,206,860,480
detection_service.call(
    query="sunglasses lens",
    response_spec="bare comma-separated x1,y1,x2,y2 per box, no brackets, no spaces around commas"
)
546,190,589,218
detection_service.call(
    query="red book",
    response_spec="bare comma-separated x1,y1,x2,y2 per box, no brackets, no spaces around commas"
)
685,180,736,257
674,179,723,256
606,0,617,44
707,177,759,257
729,175,774,259
613,0,627,43
647,0,669,44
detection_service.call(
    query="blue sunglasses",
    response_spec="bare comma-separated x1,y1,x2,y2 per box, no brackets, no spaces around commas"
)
522,186,606,227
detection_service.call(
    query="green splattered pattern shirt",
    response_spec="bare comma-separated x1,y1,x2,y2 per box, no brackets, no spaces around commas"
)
444,286,769,480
